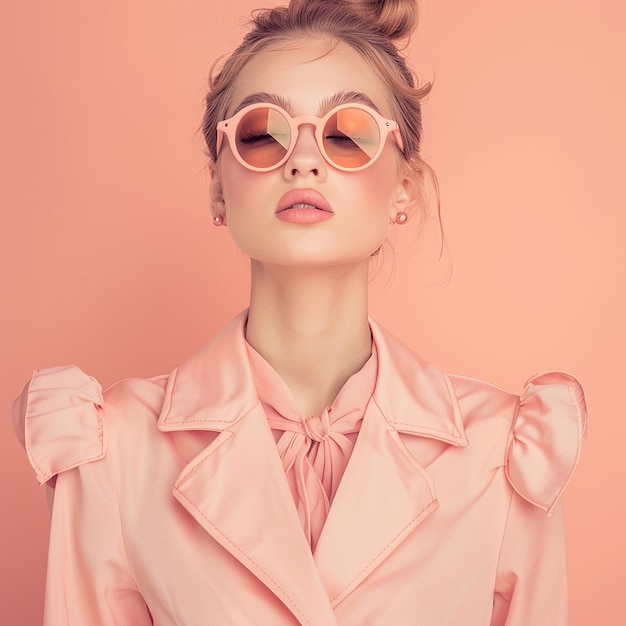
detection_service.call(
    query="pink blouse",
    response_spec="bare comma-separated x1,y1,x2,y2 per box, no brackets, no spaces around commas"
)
246,341,377,550
15,311,586,625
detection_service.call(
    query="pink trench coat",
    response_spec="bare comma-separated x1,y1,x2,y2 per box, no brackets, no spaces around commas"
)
19,312,586,625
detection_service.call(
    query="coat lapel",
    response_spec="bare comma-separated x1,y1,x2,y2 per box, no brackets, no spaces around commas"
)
313,398,440,606
313,320,469,606
157,312,337,626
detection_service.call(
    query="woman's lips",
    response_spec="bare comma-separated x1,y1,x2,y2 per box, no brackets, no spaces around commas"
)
275,189,333,223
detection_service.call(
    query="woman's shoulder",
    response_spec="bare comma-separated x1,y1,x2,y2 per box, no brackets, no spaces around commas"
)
371,318,586,443
448,369,586,424
449,369,587,514
104,370,170,417
14,365,170,485
372,320,587,514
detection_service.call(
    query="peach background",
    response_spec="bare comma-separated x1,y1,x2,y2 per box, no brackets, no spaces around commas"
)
1,0,624,623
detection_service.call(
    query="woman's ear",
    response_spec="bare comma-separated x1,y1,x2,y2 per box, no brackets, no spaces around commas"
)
209,166,227,225
390,172,421,223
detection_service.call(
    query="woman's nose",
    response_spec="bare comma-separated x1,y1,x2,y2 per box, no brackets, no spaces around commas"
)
282,124,328,181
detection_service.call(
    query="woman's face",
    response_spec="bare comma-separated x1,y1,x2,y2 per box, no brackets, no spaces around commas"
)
212,39,414,269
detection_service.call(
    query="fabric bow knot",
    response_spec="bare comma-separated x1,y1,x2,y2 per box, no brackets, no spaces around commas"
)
271,406,363,550
302,409,330,442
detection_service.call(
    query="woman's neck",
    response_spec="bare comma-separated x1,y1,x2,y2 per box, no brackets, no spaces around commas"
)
245,260,373,417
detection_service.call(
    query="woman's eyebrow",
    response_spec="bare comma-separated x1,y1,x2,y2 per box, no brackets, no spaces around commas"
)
232,93,291,114
319,91,381,114
231,91,381,116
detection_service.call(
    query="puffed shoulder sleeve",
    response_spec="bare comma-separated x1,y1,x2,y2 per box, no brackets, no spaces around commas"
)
506,372,586,516
12,365,105,485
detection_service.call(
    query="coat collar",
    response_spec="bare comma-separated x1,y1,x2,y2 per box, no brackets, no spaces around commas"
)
157,310,467,447
157,311,467,623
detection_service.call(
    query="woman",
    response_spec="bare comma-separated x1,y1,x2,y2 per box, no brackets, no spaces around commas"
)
13,0,586,623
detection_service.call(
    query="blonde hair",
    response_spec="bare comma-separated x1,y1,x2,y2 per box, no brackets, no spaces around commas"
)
201,0,431,184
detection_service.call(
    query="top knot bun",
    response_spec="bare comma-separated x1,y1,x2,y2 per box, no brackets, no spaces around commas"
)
345,0,419,41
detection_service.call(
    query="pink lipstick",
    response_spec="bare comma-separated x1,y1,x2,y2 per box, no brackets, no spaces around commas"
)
275,189,333,224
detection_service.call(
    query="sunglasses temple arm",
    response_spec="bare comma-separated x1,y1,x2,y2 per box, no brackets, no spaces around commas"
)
391,128,404,153
215,128,224,156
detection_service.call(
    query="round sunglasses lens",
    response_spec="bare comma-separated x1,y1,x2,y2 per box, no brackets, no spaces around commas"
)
235,108,291,168
323,108,380,168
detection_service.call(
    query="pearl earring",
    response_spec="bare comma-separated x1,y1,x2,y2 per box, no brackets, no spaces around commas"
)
212,215,224,226
394,212,408,225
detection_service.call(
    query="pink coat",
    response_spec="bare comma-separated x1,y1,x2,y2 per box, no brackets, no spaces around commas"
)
19,311,586,625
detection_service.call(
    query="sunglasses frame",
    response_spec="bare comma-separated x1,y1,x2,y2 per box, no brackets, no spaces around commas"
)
216,102,404,172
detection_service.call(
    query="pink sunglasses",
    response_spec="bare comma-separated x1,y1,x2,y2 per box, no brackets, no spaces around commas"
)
216,102,404,172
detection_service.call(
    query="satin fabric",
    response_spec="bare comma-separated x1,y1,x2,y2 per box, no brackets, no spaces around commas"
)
16,311,586,625
246,341,377,551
